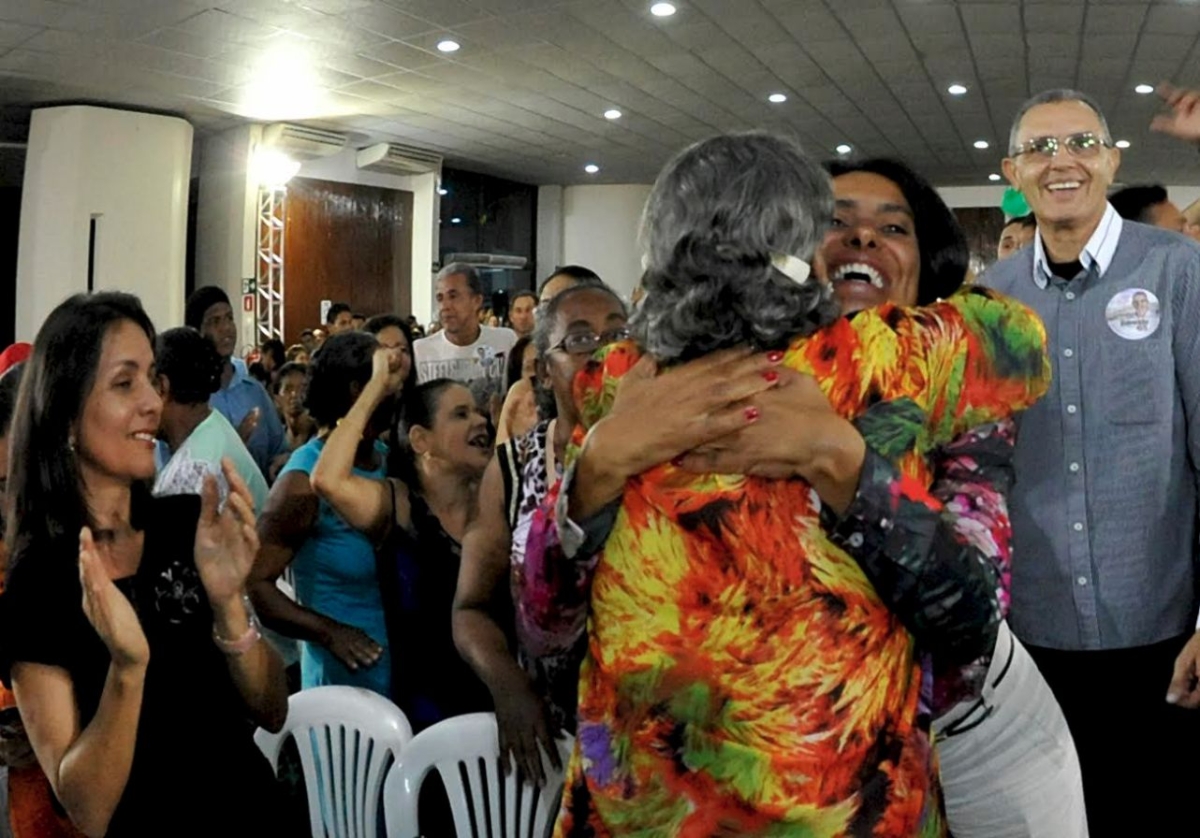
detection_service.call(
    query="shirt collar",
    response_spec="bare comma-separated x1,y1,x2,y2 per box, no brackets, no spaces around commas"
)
227,356,254,387
1032,202,1123,289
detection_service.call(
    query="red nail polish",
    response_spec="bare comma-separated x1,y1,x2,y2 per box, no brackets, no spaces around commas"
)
745,406,761,422
763,370,779,384
767,351,784,363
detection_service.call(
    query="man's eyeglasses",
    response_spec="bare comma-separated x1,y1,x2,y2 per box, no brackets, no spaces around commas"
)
1011,131,1113,160
551,327,631,356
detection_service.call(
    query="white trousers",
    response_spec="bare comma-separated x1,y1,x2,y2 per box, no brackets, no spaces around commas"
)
934,621,1088,838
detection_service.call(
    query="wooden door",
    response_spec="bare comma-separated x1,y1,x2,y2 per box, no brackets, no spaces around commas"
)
283,177,413,344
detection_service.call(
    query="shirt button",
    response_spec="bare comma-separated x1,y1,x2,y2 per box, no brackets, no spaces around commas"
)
1069,462,1080,473
1077,576,1088,586
848,533,864,549
1063,348,1074,358
1065,291,1077,301
1067,404,1078,414
1073,522,1084,532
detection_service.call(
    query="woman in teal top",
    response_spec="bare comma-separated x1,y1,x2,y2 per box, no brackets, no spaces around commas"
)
249,330,414,696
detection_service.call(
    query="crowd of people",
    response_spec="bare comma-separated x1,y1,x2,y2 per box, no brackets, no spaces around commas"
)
0,82,1199,838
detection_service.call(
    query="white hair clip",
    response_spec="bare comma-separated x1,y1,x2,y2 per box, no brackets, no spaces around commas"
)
771,253,811,285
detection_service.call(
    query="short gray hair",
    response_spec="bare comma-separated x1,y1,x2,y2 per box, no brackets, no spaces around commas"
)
436,262,484,297
1008,89,1112,155
633,131,838,364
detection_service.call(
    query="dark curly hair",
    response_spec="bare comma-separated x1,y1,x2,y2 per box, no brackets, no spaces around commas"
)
304,331,379,428
156,327,223,405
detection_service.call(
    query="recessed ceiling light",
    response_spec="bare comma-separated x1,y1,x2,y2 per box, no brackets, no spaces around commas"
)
584,163,600,174
836,143,852,155
604,108,622,120
768,92,788,104
1135,83,1154,94
436,39,460,53
948,84,968,96
450,217,462,224
1115,139,1131,149
988,173,1002,181
650,2,676,16
437,187,448,196
973,140,990,150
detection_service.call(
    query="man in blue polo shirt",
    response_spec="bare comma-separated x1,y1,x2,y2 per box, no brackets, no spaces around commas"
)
184,286,288,482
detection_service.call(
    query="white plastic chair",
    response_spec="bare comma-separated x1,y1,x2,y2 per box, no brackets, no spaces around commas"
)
384,712,573,838
256,686,414,838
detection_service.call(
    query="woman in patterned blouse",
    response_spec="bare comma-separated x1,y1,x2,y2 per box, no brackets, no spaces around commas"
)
819,158,1085,837
516,133,1052,837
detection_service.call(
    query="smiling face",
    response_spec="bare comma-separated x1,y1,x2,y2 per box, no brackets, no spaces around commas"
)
76,320,163,488
1003,100,1120,233
822,171,922,315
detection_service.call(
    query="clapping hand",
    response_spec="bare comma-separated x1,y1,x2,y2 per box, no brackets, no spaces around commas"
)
194,458,260,609
79,526,149,669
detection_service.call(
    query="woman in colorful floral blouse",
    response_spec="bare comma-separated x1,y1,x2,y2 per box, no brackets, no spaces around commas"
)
515,133,1052,837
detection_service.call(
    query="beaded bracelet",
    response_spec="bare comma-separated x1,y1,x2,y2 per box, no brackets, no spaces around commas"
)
212,594,263,656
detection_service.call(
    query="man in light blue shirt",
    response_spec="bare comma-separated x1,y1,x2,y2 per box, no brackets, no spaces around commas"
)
185,286,288,481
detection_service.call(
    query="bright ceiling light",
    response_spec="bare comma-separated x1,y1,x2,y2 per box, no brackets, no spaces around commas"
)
836,143,852,155
240,44,328,120
436,39,460,53
1135,83,1154,94
650,3,676,17
1115,139,1131,149
948,83,968,95
437,187,448,195
768,93,787,103
989,173,1002,181
604,108,622,120
584,163,600,174
451,217,462,224
250,147,301,187
973,140,990,149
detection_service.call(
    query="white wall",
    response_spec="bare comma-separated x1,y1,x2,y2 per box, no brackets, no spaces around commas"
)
16,106,192,339
561,184,651,299
297,149,439,322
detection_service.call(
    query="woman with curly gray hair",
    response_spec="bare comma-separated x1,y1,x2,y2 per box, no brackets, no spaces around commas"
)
516,132,1052,835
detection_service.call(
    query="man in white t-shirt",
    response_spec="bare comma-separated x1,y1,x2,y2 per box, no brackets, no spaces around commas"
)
413,263,517,412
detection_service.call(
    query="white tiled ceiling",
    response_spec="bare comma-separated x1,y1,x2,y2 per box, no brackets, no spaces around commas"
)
0,0,1197,186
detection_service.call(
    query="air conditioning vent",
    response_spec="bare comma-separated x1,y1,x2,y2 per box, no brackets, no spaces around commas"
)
261,123,347,160
356,142,443,176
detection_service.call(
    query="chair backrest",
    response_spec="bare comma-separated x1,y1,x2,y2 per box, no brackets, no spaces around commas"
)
384,712,572,838
256,686,414,838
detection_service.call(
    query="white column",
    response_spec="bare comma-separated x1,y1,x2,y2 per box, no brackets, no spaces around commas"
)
15,106,193,339
196,124,260,350
536,184,564,282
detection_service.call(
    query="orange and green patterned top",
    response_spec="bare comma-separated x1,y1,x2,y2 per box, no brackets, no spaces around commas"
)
520,287,1050,837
